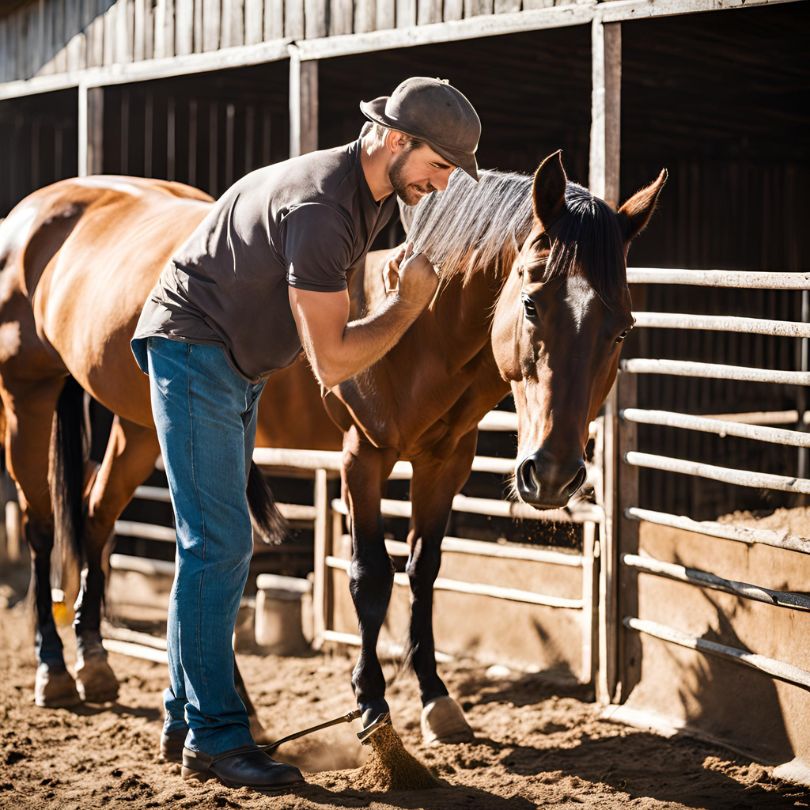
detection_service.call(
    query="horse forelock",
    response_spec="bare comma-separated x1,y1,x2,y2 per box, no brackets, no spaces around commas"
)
403,170,534,284
546,183,627,310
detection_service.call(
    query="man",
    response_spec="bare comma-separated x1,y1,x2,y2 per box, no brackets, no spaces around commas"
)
130,77,481,792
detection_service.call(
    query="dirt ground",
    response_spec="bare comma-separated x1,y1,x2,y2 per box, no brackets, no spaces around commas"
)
1,566,808,810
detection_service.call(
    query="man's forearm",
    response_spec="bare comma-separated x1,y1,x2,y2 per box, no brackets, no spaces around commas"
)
319,294,424,388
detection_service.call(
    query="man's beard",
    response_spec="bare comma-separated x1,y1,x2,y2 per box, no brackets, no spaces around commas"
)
388,151,432,206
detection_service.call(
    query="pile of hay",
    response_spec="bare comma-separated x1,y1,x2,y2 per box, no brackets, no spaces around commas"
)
352,724,440,791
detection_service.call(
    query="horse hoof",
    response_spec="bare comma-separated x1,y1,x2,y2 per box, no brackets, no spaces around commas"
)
75,655,119,703
420,696,474,745
34,664,81,708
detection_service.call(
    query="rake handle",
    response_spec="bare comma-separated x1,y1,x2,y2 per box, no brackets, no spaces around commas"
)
261,708,362,752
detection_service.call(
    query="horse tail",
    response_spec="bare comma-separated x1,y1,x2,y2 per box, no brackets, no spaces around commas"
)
51,376,86,599
246,461,288,545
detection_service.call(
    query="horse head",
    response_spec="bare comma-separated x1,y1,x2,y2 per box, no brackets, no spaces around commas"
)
491,151,667,509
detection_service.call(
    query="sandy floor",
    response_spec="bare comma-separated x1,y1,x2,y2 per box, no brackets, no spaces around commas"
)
0,566,808,810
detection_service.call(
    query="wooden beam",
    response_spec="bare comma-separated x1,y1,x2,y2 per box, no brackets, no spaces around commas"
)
78,81,103,176
289,45,318,157
296,4,593,59
588,18,621,207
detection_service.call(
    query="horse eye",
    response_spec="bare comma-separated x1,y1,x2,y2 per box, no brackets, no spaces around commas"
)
615,329,629,344
523,296,538,321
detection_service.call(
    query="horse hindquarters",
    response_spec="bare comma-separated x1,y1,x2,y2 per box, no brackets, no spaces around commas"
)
407,430,478,744
341,426,399,729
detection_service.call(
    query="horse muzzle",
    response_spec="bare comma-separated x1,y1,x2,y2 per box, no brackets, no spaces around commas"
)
516,449,587,509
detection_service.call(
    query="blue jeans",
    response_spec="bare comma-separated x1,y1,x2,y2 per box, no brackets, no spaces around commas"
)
145,336,265,754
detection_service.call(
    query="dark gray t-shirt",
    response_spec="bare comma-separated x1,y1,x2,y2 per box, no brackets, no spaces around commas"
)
132,139,396,381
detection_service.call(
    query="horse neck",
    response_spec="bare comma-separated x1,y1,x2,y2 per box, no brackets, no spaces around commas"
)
429,261,505,367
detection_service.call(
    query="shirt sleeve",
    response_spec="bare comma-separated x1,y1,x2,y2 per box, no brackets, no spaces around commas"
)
281,203,354,292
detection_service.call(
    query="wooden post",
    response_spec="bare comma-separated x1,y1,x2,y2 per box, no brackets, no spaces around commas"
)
598,386,618,704
581,520,599,687
288,46,318,158
590,16,622,705
588,18,621,208
78,82,104,176
312,467,331,649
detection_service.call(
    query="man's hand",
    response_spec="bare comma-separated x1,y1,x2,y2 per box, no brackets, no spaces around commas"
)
396,245,439,309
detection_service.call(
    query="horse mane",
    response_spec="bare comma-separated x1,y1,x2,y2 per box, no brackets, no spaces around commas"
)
402,170,534,283
402,170,627,307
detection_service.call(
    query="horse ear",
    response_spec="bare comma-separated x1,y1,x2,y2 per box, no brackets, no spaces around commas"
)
618,169,668,243
532,150,567,230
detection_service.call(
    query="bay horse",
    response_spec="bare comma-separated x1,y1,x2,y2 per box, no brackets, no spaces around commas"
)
0,151,664,747
324,151,666,740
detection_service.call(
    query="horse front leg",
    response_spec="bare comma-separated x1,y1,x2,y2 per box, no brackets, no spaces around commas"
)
73,417,160,702
342,427,398,730
408,430,478,744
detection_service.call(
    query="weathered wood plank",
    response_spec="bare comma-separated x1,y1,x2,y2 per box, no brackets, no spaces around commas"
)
175,0,194,55
203,0,220,51
193,0,203,51
53,0,67,73
354,0,376,32
263,0,283,39
289,48,318,157
153,0,166,57
376,0,395,29
222,0,244,47
523,0,555,8
304,0,328,38
244,0,263,44
115,0,133,65
86,0,105,68
285,0,304,38
417,0,442,24
443,0,464,22
102,0,115,64
0,18,7,83
464,0,493,16
588,19,621,207
66,0,83,72
330,0,354,35
143,0,155,57
78,83,104,175
34,0,45,76
162,0,176,58
494,0,520,12
396,0,416,27
133,0,145,59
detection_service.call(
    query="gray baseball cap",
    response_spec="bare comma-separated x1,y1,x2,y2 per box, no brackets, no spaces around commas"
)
360,77,481,181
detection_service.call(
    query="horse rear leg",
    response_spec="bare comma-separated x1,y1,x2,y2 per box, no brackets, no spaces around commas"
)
5,378,81,707
408,430,478,744
74,416,160,702
342,426,398,729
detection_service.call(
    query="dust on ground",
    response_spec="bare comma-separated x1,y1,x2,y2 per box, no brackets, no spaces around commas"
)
1,564,808,810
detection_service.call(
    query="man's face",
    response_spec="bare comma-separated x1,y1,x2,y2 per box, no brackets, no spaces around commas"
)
388,140,457,206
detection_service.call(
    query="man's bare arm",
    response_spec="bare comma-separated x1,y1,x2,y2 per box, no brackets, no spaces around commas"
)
289,247,437,389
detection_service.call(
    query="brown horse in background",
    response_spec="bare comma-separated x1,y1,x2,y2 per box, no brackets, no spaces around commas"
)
0,176,337,717
0,152,664,746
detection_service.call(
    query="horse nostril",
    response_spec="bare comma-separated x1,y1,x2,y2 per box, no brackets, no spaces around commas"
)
518,457,538,494
565,464,587,498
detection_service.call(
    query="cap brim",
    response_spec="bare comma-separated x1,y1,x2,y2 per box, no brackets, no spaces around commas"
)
359,97,479,183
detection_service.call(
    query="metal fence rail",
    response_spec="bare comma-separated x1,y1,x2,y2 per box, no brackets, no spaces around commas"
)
608,266,810,714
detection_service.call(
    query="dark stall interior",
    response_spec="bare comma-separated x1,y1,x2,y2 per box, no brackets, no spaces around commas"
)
0,88,78,216
620,2,809,519
100,59,290,198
